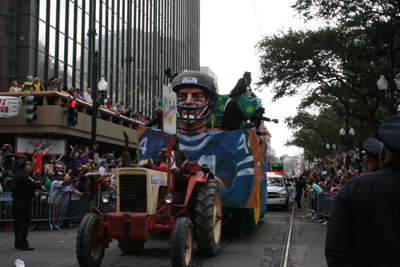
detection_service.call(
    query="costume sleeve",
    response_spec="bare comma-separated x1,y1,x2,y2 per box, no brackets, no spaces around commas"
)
88,147,96,155
260,116,271,122
22,176,42,191
145,116,161,127
325,183,353,266
4,152,20,158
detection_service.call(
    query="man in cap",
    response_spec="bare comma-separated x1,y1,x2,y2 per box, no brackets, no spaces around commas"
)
232,71,252,96
221,89,254,131
8,158,45,250
325,115,400,266
361,138,381,173
164,68,179,81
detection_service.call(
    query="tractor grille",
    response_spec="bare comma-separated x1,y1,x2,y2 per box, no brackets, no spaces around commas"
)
268,192,279,199
119,174,147,212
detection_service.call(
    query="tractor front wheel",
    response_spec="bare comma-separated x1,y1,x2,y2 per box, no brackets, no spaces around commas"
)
171,217,194,267
195,179,222,256
76,213,106,267
117,239,145,254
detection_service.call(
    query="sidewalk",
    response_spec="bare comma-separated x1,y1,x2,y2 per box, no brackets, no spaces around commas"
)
289,206,328,267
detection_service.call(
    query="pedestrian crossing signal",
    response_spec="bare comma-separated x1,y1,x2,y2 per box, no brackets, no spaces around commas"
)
67,97,79,128
25,94,37,126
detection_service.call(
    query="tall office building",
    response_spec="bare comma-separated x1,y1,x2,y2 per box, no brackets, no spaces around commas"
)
0,0,200,115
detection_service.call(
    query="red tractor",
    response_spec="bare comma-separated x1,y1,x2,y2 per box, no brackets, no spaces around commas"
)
76,135,222,267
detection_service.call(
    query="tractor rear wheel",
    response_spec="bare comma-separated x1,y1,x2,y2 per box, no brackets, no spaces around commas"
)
117,239,145,254
195,179,222,256
171,217,193,267
76,213,105,267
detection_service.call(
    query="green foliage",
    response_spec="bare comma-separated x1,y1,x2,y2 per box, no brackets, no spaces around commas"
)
256,0,400,158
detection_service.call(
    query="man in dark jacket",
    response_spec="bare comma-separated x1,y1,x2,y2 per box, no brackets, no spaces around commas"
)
10,158,45,250
295,178,305,209
164,68,179,81
325,115,400,266
221,89,254,131
145,108,162,129
1,144,23,172
249,107,279,134
232,71,252,96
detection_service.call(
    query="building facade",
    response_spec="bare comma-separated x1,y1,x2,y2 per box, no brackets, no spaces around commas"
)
0,0,200,115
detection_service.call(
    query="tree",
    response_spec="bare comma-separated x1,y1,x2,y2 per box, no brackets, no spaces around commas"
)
256,0,400,155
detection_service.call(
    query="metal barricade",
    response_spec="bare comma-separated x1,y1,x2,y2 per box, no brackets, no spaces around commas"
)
316,193,335,217
50,192,94,229
0,192,14,230
1,190,117,231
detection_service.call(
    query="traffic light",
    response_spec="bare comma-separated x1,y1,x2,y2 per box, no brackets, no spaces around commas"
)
25,94,37,126
67,97,79,128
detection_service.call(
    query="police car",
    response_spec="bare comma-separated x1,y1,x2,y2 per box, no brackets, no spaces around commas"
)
266,172,289,211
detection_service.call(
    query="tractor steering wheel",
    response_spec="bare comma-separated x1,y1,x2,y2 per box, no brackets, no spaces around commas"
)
153,150,175,167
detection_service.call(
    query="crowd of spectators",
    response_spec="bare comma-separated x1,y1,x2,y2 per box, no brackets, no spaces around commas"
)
0,140,136,231
8,75,154,125
286,158,366,224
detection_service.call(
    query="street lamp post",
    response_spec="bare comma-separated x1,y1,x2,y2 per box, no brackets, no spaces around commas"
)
91,72,109,149
349,127,355,149
377,75,396,116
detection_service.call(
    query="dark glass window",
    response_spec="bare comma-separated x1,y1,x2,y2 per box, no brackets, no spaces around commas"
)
39,0,47,21
69,1,75,37
59,33,65,62
49,27,56,57
38,20,47,52
48,57,56,78
77,8,83,44
60,0,66,33
37,51,46,80
76,43,82,71
58,62,65,78
68,38,74,64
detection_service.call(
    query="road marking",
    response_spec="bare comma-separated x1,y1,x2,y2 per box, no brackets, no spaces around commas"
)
281,203,295,267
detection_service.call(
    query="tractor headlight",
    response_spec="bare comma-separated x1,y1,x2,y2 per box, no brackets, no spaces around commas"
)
101,193,112,203
165,193,174,204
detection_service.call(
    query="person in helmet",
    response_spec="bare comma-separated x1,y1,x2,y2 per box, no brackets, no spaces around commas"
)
171,71,218,133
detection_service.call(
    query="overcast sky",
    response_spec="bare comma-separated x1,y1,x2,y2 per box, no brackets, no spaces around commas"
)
200,0,309,157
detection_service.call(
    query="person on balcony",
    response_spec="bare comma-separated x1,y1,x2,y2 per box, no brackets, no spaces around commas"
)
21,76,33,92
32,77,45,92
83,88,93,104
9,81,21,92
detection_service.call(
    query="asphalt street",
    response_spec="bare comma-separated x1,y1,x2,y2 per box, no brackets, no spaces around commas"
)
0,204,327,267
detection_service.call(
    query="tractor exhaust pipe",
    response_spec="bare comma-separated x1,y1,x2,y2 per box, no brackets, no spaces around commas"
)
122,131,131,167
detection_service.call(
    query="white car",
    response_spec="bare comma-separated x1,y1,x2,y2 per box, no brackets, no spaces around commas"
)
267,174,289,211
